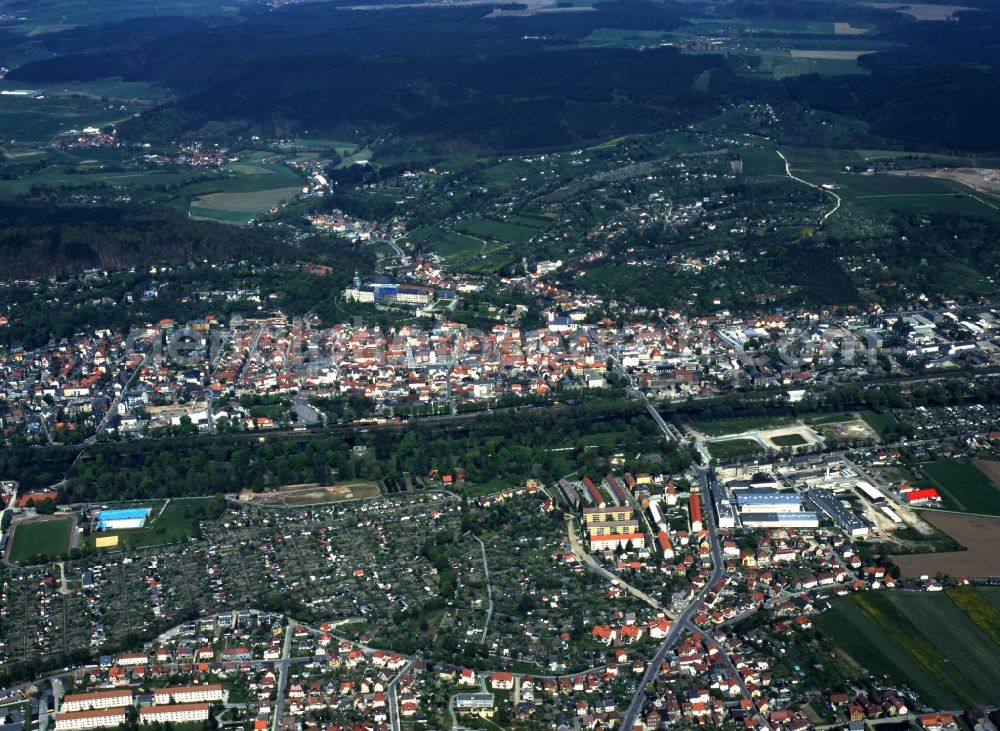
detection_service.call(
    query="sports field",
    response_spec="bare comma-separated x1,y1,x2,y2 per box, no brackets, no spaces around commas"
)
816,590,1000,708
7,517,74,562
87,497,222,551
919,459,1000,515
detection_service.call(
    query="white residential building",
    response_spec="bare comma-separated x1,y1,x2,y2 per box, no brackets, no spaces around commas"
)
139,704,210,724
153,684,223,705
55,709,126,730
61,690,133,713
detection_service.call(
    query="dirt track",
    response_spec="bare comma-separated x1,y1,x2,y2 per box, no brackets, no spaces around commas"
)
238,481,380,506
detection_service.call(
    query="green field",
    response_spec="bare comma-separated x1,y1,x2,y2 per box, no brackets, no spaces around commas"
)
708,438,765,461
456,217,544,245
0,95,142,146
8,518,74,562
860,410,899,436
746,49,871,80
920,460,1000,515
771,433,808,447
976,587,1000,614
816,591,1000,708
1,0,249,38
190,187,302,222
403,226,487,262
0,167,205,198
806,412,857,426
776,148,1000,220
689,415,797,436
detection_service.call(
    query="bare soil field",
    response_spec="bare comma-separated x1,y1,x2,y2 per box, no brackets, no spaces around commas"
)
973,458,1000,487
789,49,874,60
863,3,974,20
815,418,879,442
238,481,380,506
893,512,1000,578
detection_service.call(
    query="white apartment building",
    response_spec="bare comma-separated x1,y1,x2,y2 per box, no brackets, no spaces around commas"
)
60,690,133,713
153,684,224,705
139,703,210,724
54,709,126,730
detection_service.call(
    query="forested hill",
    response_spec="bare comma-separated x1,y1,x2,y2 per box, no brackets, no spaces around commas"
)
0,202,285,279
8,0,1000,153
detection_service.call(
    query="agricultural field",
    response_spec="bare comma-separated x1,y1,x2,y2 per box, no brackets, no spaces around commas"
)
0,0,250,38
816,590,1000,708
919,459,1000,515
892,512,1000,579
778,148,1000,220
0,167,204,199
0,94,142,147
747,50,871,80
183,157,305,223
190,188,302,223
7,517,74,563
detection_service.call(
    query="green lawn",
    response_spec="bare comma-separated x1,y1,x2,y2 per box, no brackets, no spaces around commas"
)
860,409,899,436
814,591,1000,708
920,460,1000,515
9,517,74,562
708,438,765,461
771,433,808,447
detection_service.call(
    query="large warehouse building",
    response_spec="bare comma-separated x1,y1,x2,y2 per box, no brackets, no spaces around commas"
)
809,488,870,537
734,490,804,514
740,512,820,529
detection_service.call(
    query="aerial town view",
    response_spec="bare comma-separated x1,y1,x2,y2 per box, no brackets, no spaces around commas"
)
2,0,1000,728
